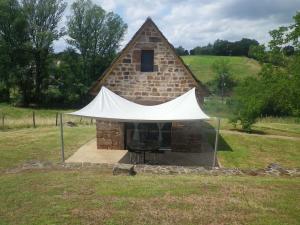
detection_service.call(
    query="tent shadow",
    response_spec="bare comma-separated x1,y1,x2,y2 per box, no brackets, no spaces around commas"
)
116,120,232,167
199,121,233,152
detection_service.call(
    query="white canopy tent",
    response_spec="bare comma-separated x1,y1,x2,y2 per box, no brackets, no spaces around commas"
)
68,86,209,122
59,87,219,167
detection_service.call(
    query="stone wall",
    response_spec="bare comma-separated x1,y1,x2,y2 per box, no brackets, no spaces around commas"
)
99,22,204,105
7,161,300,177
171,122,205,152
96,120,124,150
95,21,206,150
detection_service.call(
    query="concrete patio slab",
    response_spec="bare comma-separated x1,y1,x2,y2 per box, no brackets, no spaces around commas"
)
66,138,218,167
66,139,129,164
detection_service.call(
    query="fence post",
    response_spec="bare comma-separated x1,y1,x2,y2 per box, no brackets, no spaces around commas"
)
32,111,36,128
55,112,58,126
213,118,220,168
60,113,65,163
90,118,93,124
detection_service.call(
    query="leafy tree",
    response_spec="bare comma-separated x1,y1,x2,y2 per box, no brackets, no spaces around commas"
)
233,38,259,56
213,39,232,56
190,43,214,55
283,45,294,56
175,46,189,56
232,12,300,131
208,59,235,100
67,0,127,86
248,45,267,62
21,0,67,103
47,48,87,106
0,0,31,104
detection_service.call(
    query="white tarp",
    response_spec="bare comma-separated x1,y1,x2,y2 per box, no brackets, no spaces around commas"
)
69,86,209,122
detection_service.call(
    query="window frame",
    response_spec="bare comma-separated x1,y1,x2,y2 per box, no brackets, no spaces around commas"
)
140,50,154,72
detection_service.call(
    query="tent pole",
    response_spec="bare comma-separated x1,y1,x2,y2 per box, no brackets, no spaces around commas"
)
213,118,220,168
60,113,65,163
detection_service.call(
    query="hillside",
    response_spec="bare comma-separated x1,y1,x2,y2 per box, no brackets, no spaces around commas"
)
181,55,261,83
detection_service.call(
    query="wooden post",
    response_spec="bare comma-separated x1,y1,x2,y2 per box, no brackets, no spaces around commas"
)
213,118,220,168
60,113,65,162
90,118,93,124
55,112,58,126
32,111,36,128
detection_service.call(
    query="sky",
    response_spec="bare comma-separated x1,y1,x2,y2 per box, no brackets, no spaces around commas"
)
53,0,300,52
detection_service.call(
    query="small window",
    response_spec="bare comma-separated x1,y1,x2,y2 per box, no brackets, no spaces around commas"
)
141,50,154,72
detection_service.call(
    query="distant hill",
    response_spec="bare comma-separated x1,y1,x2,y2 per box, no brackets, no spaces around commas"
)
181,55,261,83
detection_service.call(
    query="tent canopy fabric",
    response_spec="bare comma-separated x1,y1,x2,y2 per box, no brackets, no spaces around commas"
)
69,86,209,122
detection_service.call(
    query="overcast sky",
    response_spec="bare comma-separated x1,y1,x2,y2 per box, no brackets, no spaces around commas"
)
53,0,300,52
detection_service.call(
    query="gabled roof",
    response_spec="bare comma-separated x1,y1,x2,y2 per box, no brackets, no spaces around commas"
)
89,17,209,95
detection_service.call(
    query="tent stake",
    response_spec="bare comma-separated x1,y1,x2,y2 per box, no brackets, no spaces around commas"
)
213,118,220,168
60,113,65,163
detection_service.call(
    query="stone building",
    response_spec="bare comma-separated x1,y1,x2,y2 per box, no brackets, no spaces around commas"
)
90,17,208,152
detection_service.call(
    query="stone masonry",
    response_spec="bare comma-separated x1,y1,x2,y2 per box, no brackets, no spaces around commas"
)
94,18,207,150
96,120,124,150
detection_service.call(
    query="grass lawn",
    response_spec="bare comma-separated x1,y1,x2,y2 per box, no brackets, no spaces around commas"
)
0,126,95,170
217,132,300,168
0,170,299,225
253,118,300,136
0,105,299,224
0,120,299,170
182,55,261,83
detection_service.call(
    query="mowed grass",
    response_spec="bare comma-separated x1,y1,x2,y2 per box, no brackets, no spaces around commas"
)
0,170,299,225
0,106,299,225
0,126,95,170
217,132,300,168
182,55,261,83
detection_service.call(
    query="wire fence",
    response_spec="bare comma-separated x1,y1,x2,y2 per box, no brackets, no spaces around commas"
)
0,111,94,130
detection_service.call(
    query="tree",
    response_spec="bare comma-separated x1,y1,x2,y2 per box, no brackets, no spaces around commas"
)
67,0,127,86
190,43,214,55
283,45,294,56
248,45,267,61
233,38,259,56
175,46,188,56
21,0,67,103
232,12,300,131
209,59,235,100
0,0,31,103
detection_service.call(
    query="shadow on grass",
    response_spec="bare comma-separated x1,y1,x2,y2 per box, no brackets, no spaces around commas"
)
199,121,233,152
228,128,267,135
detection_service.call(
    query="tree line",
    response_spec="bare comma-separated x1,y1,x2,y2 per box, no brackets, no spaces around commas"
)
0,0,127,107
175,38,259,57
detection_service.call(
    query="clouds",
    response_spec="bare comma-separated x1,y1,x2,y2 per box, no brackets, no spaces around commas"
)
53,0,300,52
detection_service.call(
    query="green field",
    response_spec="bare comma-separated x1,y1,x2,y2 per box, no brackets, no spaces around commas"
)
182,55,261,83
0,170,299,225
0,126,95,170
0,122,299,224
